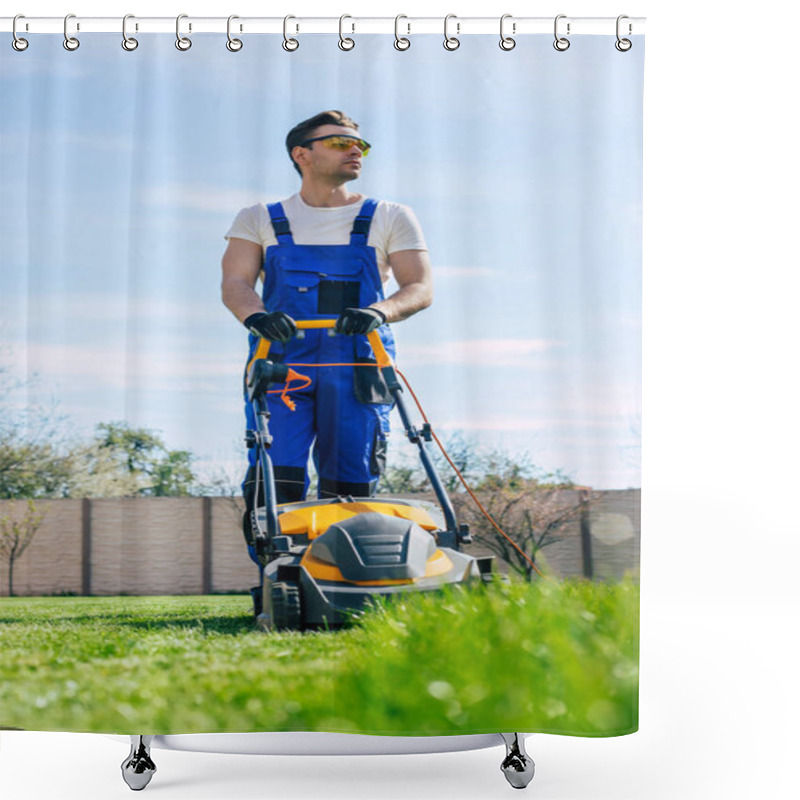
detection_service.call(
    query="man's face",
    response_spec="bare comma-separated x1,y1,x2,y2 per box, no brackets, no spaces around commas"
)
296,124,366,182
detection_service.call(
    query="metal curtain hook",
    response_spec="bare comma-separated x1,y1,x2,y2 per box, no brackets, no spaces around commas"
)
394,15,410,50
443,14,460,51
176,14,192,50
339,15,355,51
226,15,243,51
283,15,299,51
63,13,80,51
615,14,632,51
499,14,515,51
554,14,570,51
12,14,29,51
122,14,138,51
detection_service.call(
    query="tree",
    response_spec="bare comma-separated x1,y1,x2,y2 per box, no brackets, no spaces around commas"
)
377,431,498,497
453,478,583,581
373,426,583,579
1,372,200,498
76,422,198,497
450,447,581,580
430,431,488,493
378,463,429,495
0,435,76,498
0,499,45,596
0,369,76,499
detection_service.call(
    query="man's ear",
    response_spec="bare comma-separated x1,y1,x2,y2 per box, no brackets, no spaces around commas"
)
291,145,307,173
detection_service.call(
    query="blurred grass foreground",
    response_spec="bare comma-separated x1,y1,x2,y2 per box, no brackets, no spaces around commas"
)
0,579,638,736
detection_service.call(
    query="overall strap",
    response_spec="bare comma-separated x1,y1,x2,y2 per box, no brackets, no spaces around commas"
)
349,198,378,246
266,202,294,245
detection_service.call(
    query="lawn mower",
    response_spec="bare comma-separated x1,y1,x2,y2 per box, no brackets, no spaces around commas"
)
245,319,494,631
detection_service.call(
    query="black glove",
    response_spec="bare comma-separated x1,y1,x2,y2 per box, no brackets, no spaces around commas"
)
334,307,387,336
244,311,297,343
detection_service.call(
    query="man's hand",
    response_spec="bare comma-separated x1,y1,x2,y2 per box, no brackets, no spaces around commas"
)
244,311,297,343
334,307,387,336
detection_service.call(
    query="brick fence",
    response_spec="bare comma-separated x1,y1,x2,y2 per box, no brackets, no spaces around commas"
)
0,490,639,596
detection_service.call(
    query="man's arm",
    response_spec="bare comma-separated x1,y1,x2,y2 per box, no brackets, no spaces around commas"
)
371,249,433,323
221,238,265,323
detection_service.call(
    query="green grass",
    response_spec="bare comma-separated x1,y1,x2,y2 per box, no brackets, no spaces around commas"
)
0,580,638,736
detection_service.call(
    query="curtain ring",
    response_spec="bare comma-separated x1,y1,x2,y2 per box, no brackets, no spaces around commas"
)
338,15,355,50
394,14,410,51
122,15,138,51
226,15,243,51
443,14,460,51
499,14,515,51
553,14,570,51
615,15,632,51
175,14,192,50
63,13,80,51
283,15,299,51
12,15,29,51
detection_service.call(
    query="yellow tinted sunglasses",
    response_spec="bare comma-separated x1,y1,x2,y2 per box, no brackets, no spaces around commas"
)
300,134,371,156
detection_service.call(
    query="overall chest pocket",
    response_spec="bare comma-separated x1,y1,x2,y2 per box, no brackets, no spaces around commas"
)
280,271,321,315
282,271,363,316
317,278,361,314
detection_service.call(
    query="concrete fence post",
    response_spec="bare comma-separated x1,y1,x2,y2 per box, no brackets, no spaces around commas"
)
81,498,92,596
579,488,594,579
202,497,213,595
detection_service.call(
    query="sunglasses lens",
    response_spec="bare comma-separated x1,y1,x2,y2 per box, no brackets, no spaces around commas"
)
322,136,370,155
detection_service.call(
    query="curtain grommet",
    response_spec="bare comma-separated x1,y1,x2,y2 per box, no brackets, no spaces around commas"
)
12,15,29,51
283,15,299,51
394,15,410,51
615,15,632,51
226,15,243,52
338,15,355,51
175,14,192,51
499,14,516,51
554,15,570,51
443,14,460,51
121,15,138,51
63,13,80,51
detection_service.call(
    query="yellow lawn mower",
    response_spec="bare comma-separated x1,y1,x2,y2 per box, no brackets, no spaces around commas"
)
245,320,494,631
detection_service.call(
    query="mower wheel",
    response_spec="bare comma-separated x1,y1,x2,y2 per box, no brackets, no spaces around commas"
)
270,581,302,630
250,585,263,616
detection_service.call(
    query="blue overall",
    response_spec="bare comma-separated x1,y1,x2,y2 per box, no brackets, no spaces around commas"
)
243,199,396,566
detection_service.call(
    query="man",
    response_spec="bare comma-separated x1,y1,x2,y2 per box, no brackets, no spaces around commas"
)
221,110,432,566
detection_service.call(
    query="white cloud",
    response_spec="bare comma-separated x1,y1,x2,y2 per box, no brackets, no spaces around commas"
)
438,416,630,433
432,265,497,279
4,292,227,325
141,183,282,215
60,131,135,153
398,338,563,367
3,342,241,392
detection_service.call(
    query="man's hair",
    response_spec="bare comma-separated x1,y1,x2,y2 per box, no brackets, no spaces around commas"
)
285,110,360,176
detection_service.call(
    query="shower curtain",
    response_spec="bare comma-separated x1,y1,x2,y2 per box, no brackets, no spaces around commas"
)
0,24,643,741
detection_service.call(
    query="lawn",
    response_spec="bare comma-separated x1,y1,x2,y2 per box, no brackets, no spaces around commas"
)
0,580,638,736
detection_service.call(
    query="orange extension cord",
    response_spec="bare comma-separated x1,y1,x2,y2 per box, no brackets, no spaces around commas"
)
266,361,547,580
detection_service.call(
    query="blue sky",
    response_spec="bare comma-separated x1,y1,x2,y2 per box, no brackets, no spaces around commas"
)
1,33,643,489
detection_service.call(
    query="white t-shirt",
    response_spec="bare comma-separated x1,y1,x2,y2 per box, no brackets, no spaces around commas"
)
224,193,427,284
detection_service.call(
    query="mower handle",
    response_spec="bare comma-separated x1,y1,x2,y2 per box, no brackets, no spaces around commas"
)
246,318,461,540
249,318,393,369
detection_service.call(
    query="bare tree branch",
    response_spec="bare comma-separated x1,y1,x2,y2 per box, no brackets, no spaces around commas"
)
0,499,46,596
